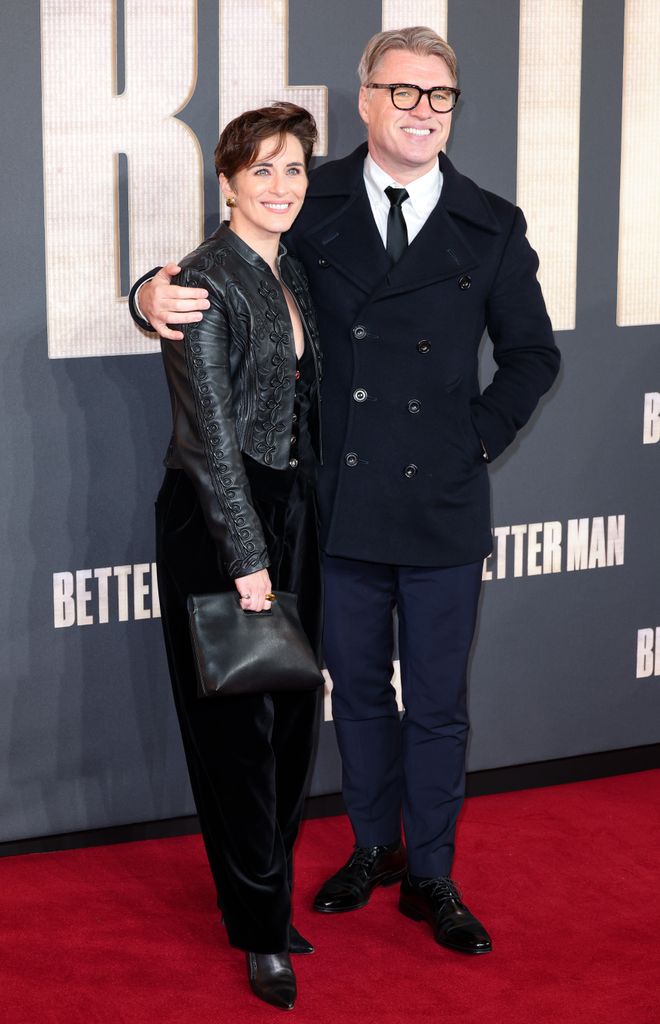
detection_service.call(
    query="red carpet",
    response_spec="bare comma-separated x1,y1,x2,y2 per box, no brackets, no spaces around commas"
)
2,771,660,1023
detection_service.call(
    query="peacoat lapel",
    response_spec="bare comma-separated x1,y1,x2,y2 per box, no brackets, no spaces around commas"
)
301,144,503,300
302,144,390,294
372,152,503,301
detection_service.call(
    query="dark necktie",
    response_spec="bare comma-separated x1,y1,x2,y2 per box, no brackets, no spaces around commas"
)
384,185,409,264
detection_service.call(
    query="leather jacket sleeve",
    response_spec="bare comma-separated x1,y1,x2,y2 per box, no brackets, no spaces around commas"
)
160,266,269,579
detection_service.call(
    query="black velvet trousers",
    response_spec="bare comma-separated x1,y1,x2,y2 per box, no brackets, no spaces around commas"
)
155,466,321,953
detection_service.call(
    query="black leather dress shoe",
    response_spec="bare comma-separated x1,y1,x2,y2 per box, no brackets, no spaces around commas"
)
288,924,314,954
399,875,492,954
246,951,296,1010
313,842,406,913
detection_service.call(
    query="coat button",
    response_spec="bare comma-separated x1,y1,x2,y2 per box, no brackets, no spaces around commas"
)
353,388,368,403
403,464,418,478
417,339,431,353
345,452,359,468
458,274,471,290
290,435,297,445
407,399,421,414
318,257,329,267
352,324,367,340
289,457,299,469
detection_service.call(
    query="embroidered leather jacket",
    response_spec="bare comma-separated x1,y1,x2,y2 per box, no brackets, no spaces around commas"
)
158,223,322,579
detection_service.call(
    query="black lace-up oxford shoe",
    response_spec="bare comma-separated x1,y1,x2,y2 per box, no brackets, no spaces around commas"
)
313,842,406,913
246,951,297,1010
399,874,492,954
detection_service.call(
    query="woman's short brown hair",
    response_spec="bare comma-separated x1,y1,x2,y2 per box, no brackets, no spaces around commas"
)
214,102,317,181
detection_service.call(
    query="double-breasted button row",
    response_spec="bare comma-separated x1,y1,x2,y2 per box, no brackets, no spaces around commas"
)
344,453,419,478
352,390,419,411
352,326,430,349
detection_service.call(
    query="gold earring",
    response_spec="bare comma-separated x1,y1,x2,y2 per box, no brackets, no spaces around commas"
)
226,196,236,208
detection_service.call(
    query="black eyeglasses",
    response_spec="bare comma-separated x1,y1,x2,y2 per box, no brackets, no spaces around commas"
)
367,83,461,113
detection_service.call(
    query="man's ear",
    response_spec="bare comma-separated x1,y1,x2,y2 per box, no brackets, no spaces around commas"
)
358,86,371,126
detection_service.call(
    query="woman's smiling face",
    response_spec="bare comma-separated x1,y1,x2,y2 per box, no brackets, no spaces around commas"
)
220,133,308,243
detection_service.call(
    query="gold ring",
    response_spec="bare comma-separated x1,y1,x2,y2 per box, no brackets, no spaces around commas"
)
264,593,277,601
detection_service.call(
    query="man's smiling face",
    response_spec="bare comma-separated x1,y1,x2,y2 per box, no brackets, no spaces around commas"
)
358,49,455,184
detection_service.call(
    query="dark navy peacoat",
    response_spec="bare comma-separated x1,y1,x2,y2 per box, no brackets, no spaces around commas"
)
287,143,560,567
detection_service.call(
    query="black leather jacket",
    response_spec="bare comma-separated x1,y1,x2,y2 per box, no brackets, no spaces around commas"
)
154,223,322,579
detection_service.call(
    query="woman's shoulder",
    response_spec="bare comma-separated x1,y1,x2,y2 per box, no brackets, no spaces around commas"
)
176,225,239,285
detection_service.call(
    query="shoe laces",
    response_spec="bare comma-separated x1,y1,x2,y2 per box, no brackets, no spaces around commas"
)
418,876,461,905
348,846,381,878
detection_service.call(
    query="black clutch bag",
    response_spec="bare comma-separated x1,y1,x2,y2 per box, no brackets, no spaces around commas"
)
187,591,324,698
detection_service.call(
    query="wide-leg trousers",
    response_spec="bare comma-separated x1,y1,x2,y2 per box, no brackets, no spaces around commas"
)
156,468,321,953
322,553,482,879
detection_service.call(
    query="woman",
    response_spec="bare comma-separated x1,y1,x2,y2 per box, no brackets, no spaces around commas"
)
155,103,322,1010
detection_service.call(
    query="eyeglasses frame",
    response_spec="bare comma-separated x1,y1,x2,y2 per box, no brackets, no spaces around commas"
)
366,82,461,113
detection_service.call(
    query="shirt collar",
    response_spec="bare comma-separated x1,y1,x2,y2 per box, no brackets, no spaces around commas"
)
363,152,443,215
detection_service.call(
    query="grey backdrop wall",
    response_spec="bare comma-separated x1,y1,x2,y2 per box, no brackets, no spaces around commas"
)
1,0,659,845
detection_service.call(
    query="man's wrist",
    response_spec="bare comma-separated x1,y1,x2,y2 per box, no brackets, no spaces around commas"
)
132,279,152,324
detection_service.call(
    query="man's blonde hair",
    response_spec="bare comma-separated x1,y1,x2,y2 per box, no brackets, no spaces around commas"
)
357,26,458,85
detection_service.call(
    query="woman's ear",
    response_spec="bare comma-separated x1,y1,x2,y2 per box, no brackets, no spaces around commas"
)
219,173,236,205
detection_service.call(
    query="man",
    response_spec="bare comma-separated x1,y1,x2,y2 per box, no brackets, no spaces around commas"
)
130,27,560,955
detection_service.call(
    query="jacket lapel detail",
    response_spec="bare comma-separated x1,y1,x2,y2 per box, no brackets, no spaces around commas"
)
299,145,504,300
295,144,387,294
372,202,477,300
306,188,391,295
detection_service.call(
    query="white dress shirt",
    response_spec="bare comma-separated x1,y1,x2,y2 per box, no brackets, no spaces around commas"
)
362,153,443,248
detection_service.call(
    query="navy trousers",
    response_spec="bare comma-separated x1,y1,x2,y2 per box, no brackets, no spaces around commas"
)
322,554,482,879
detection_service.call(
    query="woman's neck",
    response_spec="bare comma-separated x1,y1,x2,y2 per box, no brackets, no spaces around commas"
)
227,221,280,275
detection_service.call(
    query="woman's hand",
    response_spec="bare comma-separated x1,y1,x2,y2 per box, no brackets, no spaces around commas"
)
234,569,274,612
